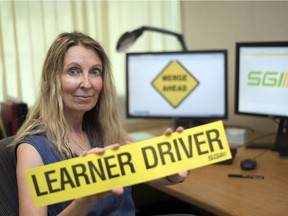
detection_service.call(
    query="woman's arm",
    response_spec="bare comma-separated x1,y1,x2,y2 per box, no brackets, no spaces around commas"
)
58,187,124,216
16,143,124,216
58,143,124,216
16,143,47,216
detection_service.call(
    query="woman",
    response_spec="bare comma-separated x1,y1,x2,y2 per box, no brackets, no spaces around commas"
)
13,32,188,216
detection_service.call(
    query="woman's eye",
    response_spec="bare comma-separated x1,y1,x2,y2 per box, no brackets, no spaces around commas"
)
68,67,79,75
91,68,102,76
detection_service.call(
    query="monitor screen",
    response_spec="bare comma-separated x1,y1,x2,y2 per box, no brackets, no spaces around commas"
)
235,42,288,118
126,51,228,122
235,42,288,157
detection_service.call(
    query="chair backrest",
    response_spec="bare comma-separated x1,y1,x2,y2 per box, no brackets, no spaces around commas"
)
0,136,19,216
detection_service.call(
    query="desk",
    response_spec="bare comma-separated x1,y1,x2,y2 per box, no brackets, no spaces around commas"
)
149,146,288,216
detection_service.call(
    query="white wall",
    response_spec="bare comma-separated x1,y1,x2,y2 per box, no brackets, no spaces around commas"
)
181,1,288,134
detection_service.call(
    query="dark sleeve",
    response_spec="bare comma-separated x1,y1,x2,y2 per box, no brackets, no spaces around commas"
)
15,133,65,165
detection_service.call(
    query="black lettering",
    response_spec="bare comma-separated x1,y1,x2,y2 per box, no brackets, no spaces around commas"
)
72,164,90,186
163,85,187,91
142,146,158,169
60,167,75,190
162,75,187,81
178,136,193,158
163,85,175,91
206,129,223,152
117,152,135,175
173,139,182,161
104,155,120,179
45,170,61,193
32,175,48,196
181,85,186,91
88,159,106,182
157,142,175,165
194,132,209,155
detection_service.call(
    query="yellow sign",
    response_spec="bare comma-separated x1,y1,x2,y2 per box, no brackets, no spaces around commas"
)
152,60,199,108
26,121,231,207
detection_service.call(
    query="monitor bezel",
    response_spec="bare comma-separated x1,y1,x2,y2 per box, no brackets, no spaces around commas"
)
235,41,288,119
125,50,228,120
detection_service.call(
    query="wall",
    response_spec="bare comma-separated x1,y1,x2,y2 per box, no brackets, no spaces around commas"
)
180,1,288,134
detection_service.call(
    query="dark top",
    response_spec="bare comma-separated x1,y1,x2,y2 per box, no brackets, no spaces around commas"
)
15,133,135,216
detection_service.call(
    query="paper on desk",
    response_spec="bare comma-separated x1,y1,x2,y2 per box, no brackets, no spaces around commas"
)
25,120,231,207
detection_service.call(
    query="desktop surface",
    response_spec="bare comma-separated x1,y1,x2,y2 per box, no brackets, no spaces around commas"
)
149,146,288,216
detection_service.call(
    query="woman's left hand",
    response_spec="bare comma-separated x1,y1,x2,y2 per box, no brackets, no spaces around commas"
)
163,126,190,184
163,125,184,136
165,170,189,184
146,126,190,186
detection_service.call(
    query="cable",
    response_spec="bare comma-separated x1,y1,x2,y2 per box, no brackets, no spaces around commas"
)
245,132,276,146
252,149,268,160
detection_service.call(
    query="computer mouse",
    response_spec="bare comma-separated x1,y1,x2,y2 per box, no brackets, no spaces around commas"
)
240,158,257,170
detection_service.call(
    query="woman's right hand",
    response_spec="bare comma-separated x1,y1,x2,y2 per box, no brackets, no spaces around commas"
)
58,143,124,216
77,143,124,204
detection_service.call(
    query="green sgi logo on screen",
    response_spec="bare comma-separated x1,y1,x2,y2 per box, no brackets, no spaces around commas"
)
247,71,288,87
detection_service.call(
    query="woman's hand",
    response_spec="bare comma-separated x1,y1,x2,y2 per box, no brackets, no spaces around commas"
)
164,126,190,184
165,170,189,184
77,144,124,204
149,126,190,186
163,125,184,136
81,143,121,156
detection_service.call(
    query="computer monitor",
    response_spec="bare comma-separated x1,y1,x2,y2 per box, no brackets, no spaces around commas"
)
235,41,288,157
126,50,228,128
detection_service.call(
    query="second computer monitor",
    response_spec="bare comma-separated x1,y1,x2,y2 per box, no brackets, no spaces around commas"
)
126,50,228,126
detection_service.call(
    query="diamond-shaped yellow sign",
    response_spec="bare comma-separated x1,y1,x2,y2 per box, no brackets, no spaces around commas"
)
152,60,199,108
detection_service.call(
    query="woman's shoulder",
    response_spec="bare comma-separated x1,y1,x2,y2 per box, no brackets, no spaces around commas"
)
17,133,48,148
16,133,64,164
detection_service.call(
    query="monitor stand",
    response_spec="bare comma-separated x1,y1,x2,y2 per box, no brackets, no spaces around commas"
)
174,118,208,129
274,118,288,159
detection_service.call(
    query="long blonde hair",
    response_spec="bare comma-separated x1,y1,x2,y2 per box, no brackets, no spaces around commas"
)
13,32,129,158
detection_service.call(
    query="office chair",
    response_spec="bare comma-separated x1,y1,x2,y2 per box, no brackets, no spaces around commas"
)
0,136,19,216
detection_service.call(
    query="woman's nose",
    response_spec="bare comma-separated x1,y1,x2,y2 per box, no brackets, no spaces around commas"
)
80,74,92,88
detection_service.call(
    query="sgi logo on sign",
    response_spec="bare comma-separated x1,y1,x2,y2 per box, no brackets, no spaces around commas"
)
152,60,199,108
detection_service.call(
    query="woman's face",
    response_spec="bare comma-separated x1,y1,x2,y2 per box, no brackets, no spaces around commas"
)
60,45,103,115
